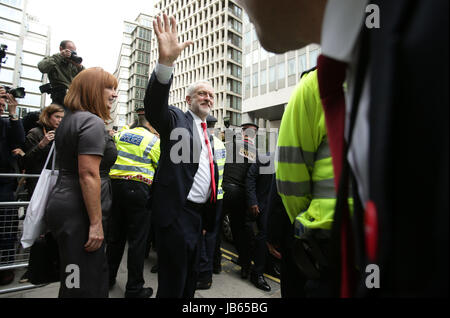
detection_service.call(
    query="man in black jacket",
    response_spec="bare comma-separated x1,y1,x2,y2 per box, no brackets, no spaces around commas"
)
144,14,223,298
0,86,24,285
245,153,273,291
237,0,448,297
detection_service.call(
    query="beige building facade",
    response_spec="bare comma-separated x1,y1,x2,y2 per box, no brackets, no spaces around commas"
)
151,0,244,128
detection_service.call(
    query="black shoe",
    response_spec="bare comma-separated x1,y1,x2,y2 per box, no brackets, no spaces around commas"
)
109,278,116,290
196,279,212,290
150,264,158,273
213,263,222,274
241,267,250,279
250,274,271,292
125,287,153,298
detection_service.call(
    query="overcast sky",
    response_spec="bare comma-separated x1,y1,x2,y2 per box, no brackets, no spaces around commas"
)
27,0,156,74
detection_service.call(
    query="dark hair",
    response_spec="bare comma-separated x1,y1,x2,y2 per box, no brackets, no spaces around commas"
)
59,40,73,49
39,104,64,129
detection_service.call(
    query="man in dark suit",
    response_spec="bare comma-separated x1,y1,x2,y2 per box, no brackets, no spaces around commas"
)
144,14,223,298
245,154,274,291
237,0,448,297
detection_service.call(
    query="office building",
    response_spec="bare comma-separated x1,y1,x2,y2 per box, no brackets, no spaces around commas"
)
241,13,321,151
0,0,51,116
150,0,244,128
111,13,153,129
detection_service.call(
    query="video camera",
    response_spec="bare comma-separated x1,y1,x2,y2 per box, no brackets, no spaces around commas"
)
39,83,53,94
70,50,82,64
1,44,8,66
3,86,26,99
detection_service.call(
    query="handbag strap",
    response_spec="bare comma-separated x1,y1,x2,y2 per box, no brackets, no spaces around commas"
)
43,142,56,173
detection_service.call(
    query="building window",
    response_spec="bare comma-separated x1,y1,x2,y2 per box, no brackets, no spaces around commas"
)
277,62,285,80
269,65,276,83
309,48,320,68
252,71,258,88
288,58,296,76
260,69,267,86
298,53,307,74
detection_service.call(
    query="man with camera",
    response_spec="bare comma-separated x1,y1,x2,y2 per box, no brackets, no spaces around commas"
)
38,40,84,106
0,86,24,286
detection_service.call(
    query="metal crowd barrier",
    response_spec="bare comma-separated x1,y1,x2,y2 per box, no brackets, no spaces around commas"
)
0,173,47,295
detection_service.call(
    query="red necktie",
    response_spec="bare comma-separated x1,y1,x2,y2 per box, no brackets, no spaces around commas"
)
317,54,354,298
201,122,216,203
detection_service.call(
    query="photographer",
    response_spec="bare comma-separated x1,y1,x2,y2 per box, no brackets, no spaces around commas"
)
38,40,84,106
0,86,24,286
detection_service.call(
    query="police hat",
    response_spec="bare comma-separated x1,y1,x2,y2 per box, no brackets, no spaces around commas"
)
206,115,217,123
240,122,259,130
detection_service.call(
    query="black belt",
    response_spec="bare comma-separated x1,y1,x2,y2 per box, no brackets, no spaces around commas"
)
185,200,206,211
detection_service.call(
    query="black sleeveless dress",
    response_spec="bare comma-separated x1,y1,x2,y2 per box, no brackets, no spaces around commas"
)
45,110,117,298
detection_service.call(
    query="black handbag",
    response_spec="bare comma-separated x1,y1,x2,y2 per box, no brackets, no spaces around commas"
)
28,232,60,285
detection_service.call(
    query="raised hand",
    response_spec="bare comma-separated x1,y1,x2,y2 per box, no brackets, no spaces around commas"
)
153,13,193,66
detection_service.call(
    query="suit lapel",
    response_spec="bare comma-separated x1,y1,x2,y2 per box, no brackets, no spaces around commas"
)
186,111,202,164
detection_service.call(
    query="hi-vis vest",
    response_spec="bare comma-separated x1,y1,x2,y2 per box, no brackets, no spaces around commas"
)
276,69,339,232
213,135,226,200
110,127,160,186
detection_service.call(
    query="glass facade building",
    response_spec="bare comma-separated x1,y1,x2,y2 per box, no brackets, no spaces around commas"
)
0,0,51,116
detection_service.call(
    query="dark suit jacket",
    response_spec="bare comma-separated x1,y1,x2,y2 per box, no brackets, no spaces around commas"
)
144,72,220,230
245,159,273,215
354,0,448,297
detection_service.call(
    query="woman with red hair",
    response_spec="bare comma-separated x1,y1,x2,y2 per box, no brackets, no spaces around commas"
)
45,67,118,298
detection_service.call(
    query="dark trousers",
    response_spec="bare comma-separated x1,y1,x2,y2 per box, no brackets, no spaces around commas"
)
155,201,204,298
106,180,151,292
0,182,18,265
199,200,223,281
279,221,307,298
247,206,269,276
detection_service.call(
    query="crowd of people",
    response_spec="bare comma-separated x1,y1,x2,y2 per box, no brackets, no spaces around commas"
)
0,0,448,298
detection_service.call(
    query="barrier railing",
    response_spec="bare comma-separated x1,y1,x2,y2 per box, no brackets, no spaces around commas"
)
0,173,47,295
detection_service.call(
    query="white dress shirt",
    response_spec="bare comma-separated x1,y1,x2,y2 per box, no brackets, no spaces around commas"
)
155,63,212,204
321,0,371,204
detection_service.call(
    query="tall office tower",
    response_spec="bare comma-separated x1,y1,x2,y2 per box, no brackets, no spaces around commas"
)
151,0,244,128
0,0,51,117
242,13,321,152
111,13,153,129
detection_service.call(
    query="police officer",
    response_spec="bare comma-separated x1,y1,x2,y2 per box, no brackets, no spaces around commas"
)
222,123,258,279
275,69,341,297
106,114,160,298
245,153,273,291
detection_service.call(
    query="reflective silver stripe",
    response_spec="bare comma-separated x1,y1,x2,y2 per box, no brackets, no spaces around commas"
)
312,178,336,199
277,178,337,199
277,146,315,168
218,165,224,172
143,136,159,158
277,179,311,197
117,151,153,165
315,137,331,162
111,164,155,176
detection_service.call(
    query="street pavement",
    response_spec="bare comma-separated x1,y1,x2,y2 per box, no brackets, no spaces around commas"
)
0,247,281,299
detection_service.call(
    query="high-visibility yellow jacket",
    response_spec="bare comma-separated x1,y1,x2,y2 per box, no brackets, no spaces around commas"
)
276,69,338,233
213,135,226,200
110,127,160,186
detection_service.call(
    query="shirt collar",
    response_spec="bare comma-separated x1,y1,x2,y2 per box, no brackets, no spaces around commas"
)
321,0,368,63
188,109,206,126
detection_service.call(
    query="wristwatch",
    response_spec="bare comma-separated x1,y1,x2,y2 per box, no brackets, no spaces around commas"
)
9,114,19,120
